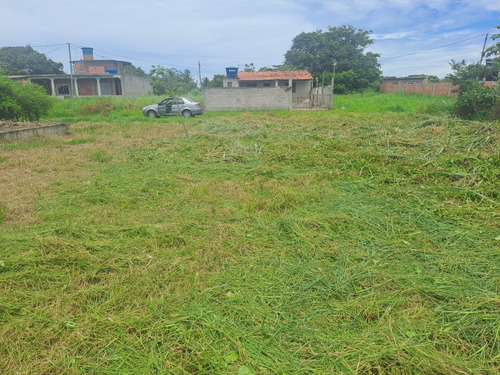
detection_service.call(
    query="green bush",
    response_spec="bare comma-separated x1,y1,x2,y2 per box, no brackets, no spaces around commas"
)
0,76,22,120
0,75,54,121
454,84,498,121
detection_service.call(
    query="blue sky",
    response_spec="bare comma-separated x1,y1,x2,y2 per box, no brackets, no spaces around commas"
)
1,0,498,80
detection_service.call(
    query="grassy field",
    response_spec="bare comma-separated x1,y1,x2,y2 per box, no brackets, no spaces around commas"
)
0,94,499,374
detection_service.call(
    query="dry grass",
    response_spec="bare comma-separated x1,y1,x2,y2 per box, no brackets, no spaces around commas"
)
0,97,499,374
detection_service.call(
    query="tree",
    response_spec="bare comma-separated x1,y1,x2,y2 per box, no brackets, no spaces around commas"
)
446,60,498,120
0,46,64,75
485,25,500,59
485,25,500,75
0,71,54,121
243,63,256,72
446,60,496,94
202,74,224,88
148,65,197,95
125,64,147,77
284,25,381,92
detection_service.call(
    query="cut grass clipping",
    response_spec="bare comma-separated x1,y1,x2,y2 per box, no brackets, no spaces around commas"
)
0,94,499,374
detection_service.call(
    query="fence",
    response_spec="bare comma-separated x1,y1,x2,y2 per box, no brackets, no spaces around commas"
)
381,81,498,97
293,85,333,110
203,86,333,111
380,82,457,97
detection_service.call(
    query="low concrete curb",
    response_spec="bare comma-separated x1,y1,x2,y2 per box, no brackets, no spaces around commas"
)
0,123,69,142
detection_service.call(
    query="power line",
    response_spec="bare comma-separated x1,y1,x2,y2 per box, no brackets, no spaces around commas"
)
380,34,484,61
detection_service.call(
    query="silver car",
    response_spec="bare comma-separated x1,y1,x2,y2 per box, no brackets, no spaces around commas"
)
142,97,203,118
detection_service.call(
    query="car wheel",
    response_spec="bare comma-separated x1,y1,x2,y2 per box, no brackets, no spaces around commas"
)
182,110,193,118
147,110,157,118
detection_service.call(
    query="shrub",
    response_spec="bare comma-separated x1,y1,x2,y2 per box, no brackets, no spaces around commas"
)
0,75,54,121
0,76,22,120
13,81,54,121
79,98,117,115
453,84,498,121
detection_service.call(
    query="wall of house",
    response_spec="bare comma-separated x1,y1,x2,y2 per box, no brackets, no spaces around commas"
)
74,61,126,75
77,79,97,96
295,81,312,98
223,77,240,88
121,75,152,97
203,87,292,111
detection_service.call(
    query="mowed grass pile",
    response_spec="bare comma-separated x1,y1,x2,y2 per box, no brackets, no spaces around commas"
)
0,94,499,374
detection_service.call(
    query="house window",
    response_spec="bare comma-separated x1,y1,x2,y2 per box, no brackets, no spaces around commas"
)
227,82,232,87
263,83,271,87
56,85,70,95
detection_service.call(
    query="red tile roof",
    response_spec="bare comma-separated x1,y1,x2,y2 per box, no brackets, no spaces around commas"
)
237,70,313,81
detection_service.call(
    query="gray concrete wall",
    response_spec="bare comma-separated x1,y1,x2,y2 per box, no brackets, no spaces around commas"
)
295,81,312,97
0,123,69,142
121,75,153,97
203,87,292,111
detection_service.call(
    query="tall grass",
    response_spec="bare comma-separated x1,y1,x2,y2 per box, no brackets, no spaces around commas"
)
334,92,454,115
0,94,498,374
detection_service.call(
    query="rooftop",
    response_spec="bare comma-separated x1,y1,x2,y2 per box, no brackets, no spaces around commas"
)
237,70,313,81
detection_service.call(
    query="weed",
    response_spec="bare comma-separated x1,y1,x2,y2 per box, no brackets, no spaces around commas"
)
90,149,112,163
0,94,498,374
0,203,7,223
79,98,117,116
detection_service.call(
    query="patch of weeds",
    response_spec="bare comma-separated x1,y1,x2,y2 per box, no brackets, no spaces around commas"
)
0,156,7,163
125,146,160,162
80,99,117,116
387,105,406,112
90,149,113,163
0,203,8,224
67,138,93,145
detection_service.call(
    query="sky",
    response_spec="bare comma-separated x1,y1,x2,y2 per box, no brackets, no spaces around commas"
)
1,0,499,81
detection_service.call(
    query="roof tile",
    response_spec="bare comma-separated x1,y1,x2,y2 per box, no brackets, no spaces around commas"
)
237,70,313,81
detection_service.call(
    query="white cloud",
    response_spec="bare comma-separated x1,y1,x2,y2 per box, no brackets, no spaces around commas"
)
0,0,498,78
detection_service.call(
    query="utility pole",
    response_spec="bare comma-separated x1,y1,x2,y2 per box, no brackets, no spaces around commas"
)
68,43,74,110
198,61,203,89
331,60,337,110
480,34,488,64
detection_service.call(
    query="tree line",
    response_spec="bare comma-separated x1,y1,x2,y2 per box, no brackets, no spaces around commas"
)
1,25,499,121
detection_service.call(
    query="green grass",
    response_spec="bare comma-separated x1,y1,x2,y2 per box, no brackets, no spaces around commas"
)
1,94,499,374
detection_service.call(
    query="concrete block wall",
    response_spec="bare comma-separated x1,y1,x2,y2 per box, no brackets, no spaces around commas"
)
203,87,292,111
121,75,153,97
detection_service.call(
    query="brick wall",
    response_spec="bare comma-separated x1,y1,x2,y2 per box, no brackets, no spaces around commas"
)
380,82,458,97
203,87,292,111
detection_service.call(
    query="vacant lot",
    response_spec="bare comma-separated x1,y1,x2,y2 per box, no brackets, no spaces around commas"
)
1,95,499,374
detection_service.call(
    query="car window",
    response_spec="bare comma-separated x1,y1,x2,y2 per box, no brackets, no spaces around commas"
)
172,98,184,105
160,98,172,105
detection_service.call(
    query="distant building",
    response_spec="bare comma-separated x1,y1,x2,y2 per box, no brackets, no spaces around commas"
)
223,69,313,98
10,47,151,98
204,67,332,111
